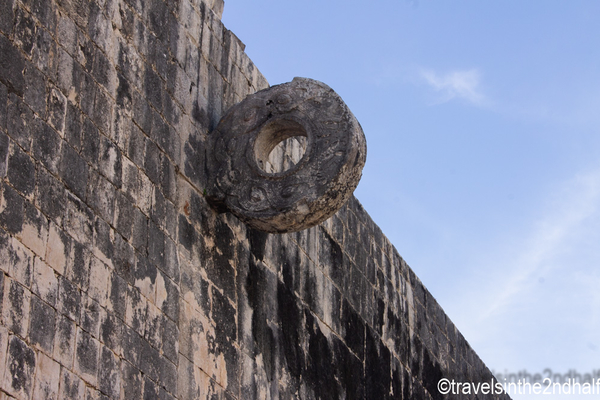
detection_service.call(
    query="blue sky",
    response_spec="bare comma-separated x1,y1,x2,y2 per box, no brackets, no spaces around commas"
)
222,1,600,398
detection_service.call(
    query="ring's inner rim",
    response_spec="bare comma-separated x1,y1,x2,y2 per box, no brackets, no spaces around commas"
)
254,119,308,174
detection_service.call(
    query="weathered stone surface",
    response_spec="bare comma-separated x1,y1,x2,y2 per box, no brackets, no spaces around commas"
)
207,77,367,233
3,335,36,399
0,1,509,399
32,351,60,400
29,295,57,353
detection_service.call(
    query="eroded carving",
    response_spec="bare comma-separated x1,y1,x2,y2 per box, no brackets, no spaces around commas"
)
206,77,367,233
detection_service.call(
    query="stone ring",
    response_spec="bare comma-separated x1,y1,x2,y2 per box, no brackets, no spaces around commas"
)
206,77,366,233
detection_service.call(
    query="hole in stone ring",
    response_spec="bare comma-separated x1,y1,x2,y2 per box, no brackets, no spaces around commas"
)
254,119,308,174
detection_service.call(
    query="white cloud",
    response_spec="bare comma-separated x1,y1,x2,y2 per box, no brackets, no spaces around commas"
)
419,68,487,106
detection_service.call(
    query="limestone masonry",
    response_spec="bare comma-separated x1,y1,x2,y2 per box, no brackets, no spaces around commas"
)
0,0,511,398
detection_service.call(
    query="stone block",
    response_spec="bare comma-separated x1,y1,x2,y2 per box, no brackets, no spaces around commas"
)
57,275,81,323
144,67,163,113
137,336,178,395
121,156,141,201
176,354,198,399
124,122,145,168
57,12,77,54
131,207,149,254
150,111,172,159
18,201,49,258
98,135,122,188
211,285,236,341
163,231,179,277
7,141,35,198
88,256,110,304
159,356,178,396
31,257,58,307
0,230,33,286
32,27,55,87
156,270,179,322
144,376,176,400
206,60,223,132
120,360,143,399
117,2,134,39
148,33,169,81
76,71,97,120
147,0,170,43
178,214,194,253
92,86,114,137
3,335,36,399
44,223,69,275
161,154,178,203
23,64,47,118
58,367,85,400
58,142,88,200
125,285,148,336
93,217,114,265
179,256,210,316
100,311,123,355
47,86,67,135
131,88,152,136
163,91,181,132
31,347,59,399
35,168,65,226
171,61,193,114
6,95,34,151
143,301,163,351
85,170,115,225
53,314,76,369
99,346,120,398
0,130,6,178
150,185,167,228
33,121,62,175
111,234,134,285
91,43,116,95
74,327,100,386
0,37,25,99
24,0,57,30
80,295,103,339
112,107,132,150
134,253,159,304
55,47,76,99
13,6,35,53
84,386,109,400
28,294,57,354
81,116,100,165
161,313,179,364
2,277,31,337
144,139,162,186
0,182,24,235
88,1,115,55
0,0,14,35
62,103,81,152
0,317,8,374
114,191,135,240
118,40,143,90
65,240,91,291
148,220,165,267
341,298,366,360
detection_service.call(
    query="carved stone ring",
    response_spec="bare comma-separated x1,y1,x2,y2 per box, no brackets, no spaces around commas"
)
206,77,367,233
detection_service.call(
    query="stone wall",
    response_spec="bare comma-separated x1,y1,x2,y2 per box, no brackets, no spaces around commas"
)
0,0,510,398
